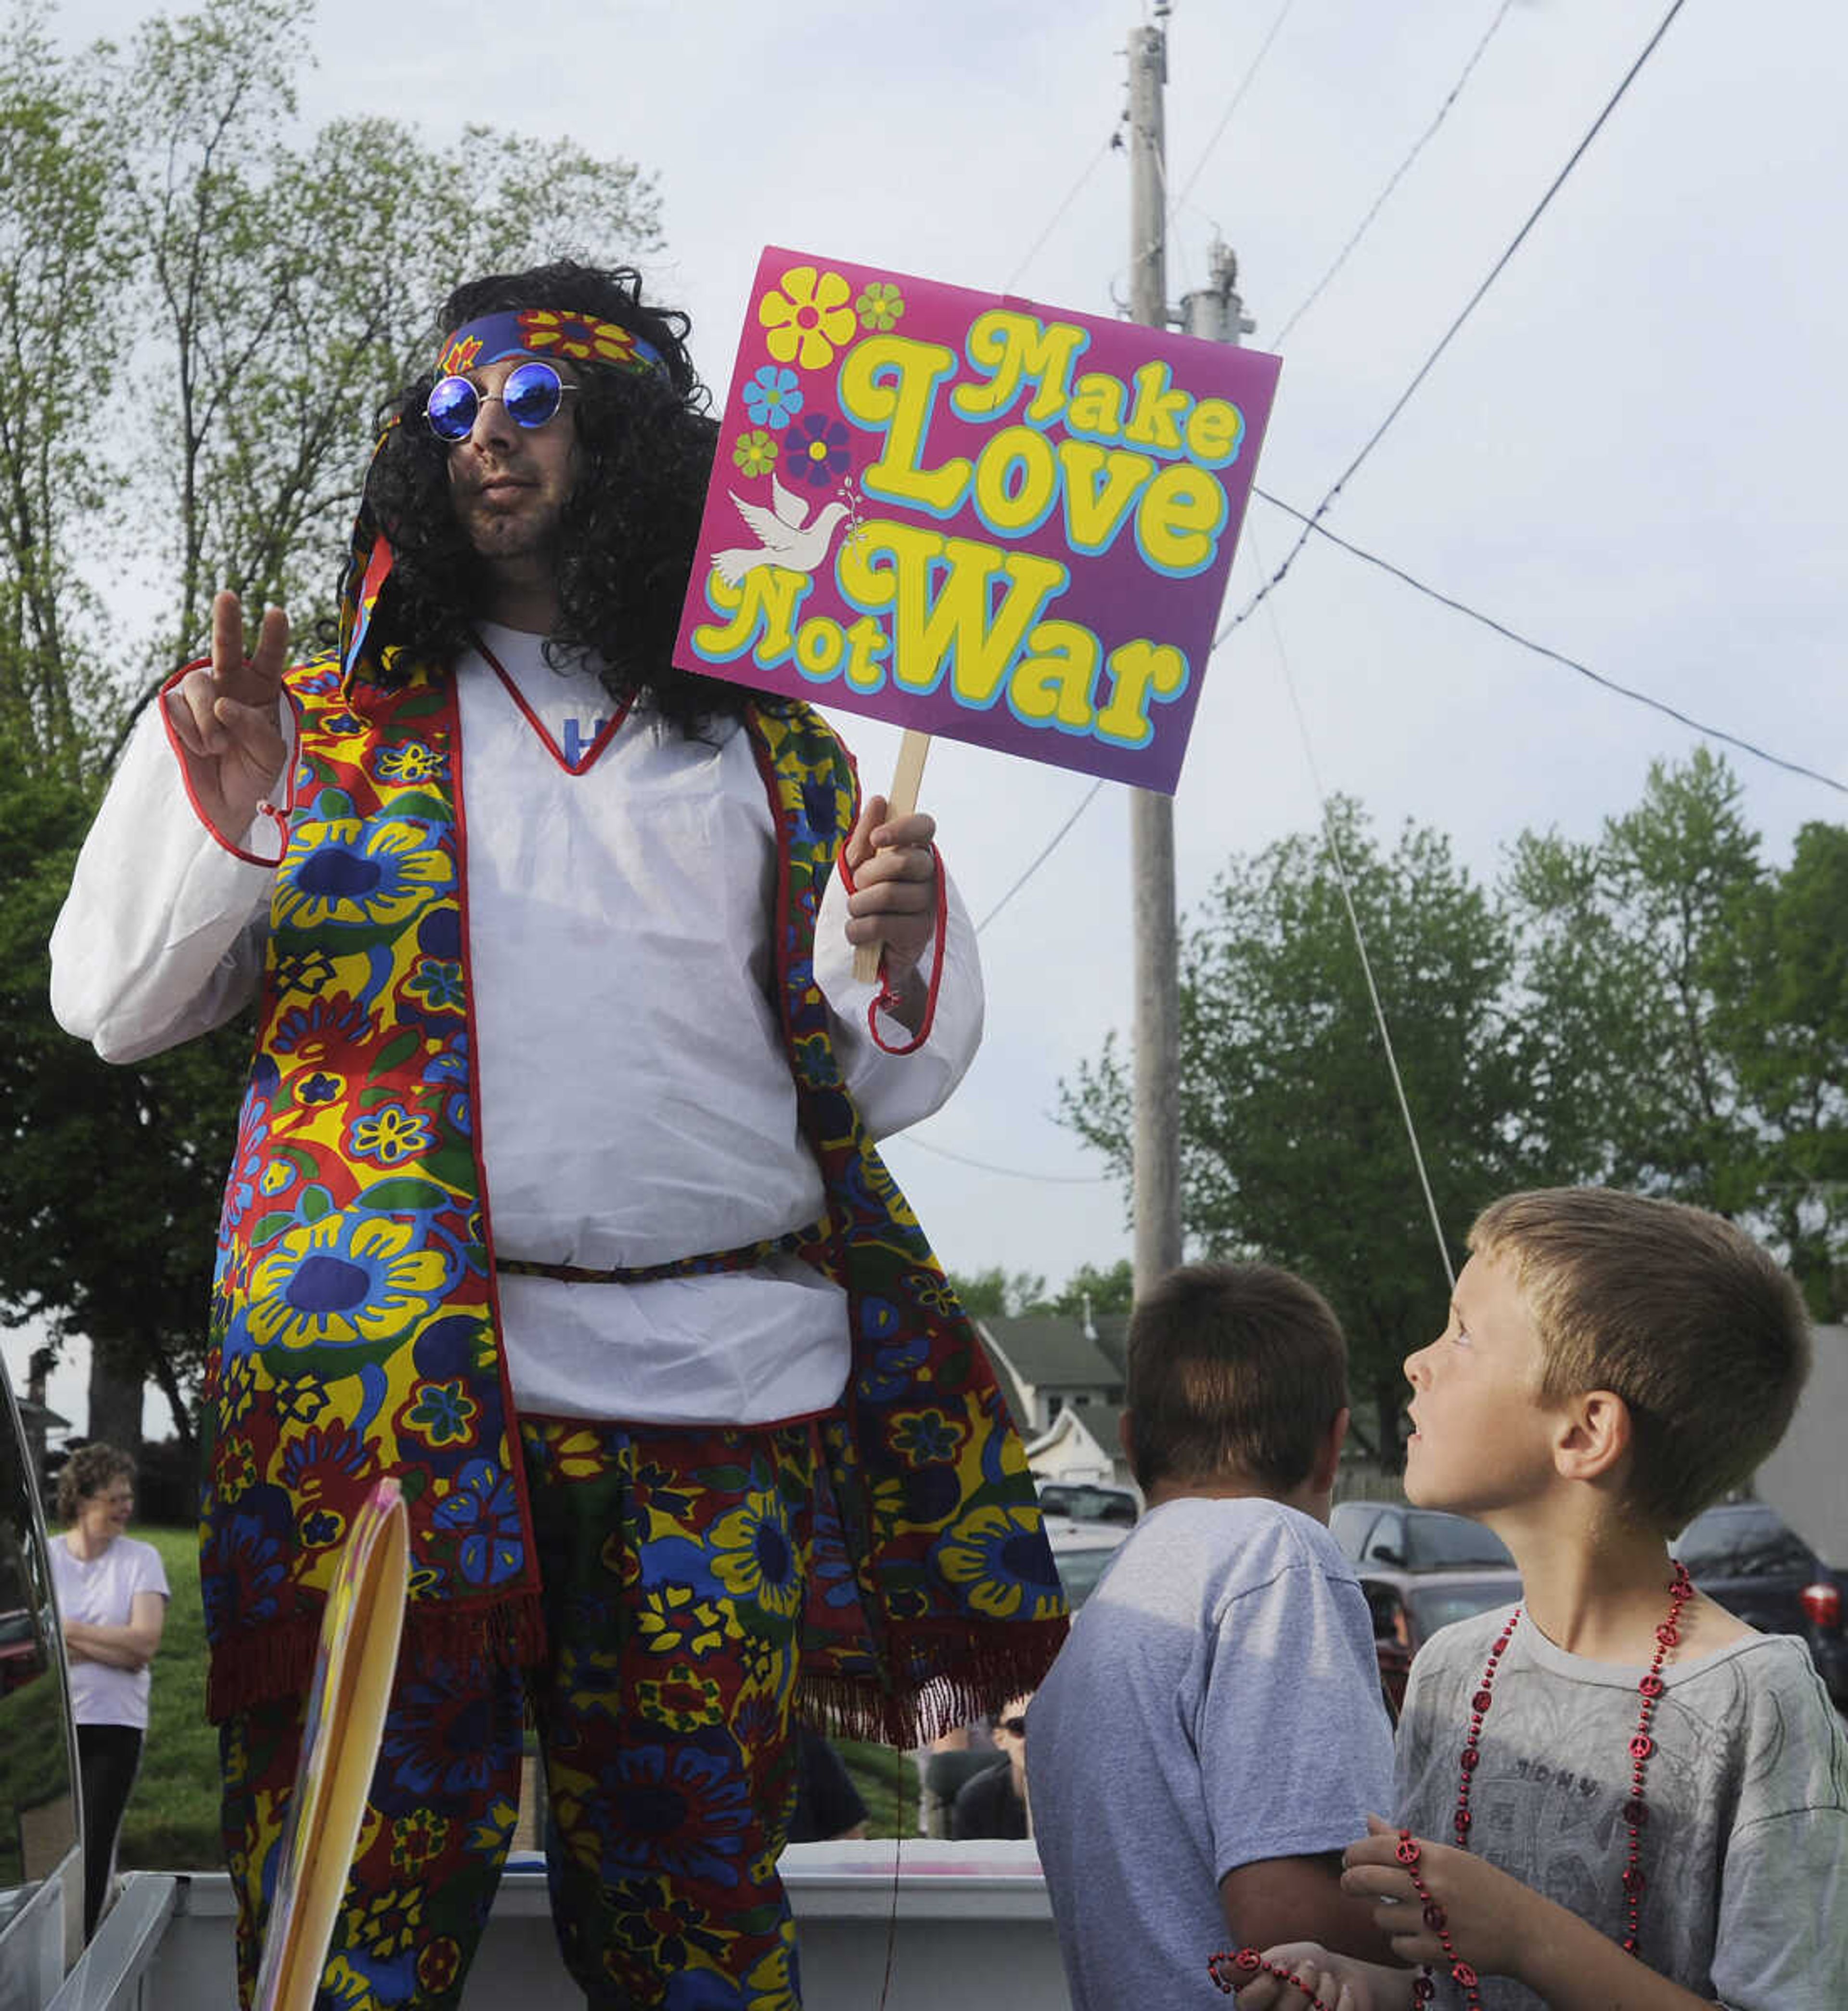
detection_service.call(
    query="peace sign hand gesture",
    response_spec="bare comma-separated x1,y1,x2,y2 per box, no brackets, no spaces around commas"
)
162,589,290,841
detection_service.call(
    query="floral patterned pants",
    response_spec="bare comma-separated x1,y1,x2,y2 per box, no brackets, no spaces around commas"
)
221,1416,819,2010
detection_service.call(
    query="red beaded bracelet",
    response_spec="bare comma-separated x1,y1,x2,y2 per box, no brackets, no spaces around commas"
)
1207,1947,1335,2011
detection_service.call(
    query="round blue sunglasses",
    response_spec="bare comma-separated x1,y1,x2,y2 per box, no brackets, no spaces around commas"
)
425,361,578,442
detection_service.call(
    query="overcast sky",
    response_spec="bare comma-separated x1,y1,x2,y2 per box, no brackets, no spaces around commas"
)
12,0,1848,1432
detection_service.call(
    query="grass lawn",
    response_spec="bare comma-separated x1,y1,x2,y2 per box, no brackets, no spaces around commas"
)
122,1526,917,1871
123,1526,220,1869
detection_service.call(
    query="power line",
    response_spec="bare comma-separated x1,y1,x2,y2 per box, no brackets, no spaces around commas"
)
1003,131,1120,295
1249,521,1458,1289
1168,0,1300,220
975,779,1107,933
1269,0,1522,349
1221,0,1692,645
900,782,1112,1189
893,1134,1114,1186
1252,489,1848,797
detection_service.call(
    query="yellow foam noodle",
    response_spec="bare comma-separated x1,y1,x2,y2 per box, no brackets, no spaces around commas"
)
253,1478,409,2011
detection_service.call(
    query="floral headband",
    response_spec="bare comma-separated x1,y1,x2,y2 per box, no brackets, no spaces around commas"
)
435,308,668,380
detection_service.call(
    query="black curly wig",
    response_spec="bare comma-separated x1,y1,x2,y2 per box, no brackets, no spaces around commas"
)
358,260,757,733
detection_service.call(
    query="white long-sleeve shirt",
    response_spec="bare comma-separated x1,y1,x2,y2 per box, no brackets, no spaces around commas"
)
51,626,983,1424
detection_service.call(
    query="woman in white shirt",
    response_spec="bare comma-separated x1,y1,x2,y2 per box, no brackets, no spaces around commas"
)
48,1443,169,1936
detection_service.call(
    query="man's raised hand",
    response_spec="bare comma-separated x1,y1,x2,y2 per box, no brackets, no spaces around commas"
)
163,590,290,841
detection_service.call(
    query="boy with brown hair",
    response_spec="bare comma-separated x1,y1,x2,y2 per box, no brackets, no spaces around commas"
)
1232,1187,1848,2011
1029,1262,1398,2011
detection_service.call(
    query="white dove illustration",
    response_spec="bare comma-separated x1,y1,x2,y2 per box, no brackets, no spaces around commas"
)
710,472,850,587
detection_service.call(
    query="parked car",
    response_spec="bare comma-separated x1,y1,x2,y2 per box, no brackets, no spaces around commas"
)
1331,1501,1514,1573
1332,1505,1521,1719
1672,1499,1848,1711
1045,1515,1130,1611
1035,1479,1139,1526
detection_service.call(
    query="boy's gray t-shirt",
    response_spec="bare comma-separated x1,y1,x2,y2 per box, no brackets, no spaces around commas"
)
1027,1496,1395,2011
1398,1606,1848,2009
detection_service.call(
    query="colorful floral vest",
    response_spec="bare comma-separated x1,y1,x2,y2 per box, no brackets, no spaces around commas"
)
199,651,1066,1735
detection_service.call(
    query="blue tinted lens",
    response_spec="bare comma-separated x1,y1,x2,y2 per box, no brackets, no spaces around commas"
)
501,361,565,428
425,375,478,440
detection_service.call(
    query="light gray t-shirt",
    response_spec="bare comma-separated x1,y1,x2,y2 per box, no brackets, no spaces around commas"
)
1397,1605,1848,2009
1028,1496,1395,2011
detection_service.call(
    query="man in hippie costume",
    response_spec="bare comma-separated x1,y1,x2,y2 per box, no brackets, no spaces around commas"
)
51,260,1067,2011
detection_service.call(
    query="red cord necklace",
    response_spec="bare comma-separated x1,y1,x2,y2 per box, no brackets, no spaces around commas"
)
1209,1560,1695,2011
474,631,632,775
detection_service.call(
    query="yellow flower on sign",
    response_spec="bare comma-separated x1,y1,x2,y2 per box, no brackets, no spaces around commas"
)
757,266,857,370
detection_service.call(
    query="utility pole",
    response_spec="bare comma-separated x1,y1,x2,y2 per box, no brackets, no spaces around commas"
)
1127,18,1253,1302
1127,10,1181,1300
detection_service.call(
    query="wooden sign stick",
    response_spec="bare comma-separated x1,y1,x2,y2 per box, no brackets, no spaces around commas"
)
253,1481,409,2011
852,727,933,983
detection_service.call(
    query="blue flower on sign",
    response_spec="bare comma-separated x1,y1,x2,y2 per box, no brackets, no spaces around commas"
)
743,365,803,431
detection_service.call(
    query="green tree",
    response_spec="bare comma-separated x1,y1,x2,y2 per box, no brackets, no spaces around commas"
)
1508,748,1764,1211
947,1267,1049,1320
0,3,131,775
1044,1260,1135,1320
1717,820,1848,1315
0,0,667,1435
112,0,665,697
0,771,246,1452
1062,801,1543,1459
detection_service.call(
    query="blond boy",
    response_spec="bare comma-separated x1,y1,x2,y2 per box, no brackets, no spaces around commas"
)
1236,1189,1848,2011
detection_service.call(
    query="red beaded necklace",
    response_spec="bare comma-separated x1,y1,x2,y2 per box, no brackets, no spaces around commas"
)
1208,1561,1695,2011
1404,1560,1694,2009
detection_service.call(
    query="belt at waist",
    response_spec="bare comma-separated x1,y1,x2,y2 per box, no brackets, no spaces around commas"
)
497,1221,825,1286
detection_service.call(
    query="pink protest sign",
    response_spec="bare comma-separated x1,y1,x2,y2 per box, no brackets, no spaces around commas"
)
673,247,1281,795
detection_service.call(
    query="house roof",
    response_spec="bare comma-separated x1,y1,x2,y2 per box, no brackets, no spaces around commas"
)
1084,1402,1129,1464
1024,1404,1109,1464
979,1315,1123,1394
973,1335,1031,1433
